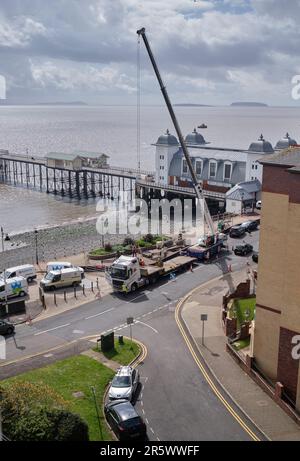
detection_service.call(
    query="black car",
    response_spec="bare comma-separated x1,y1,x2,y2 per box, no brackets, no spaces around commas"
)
252,252,259,263
0,320,15,336
104,399,147,441
234,244,253,256
240,220,259,232
229,225,246,238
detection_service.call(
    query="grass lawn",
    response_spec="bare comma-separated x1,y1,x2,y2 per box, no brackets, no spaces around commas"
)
233,337,251,351
1,355,115,441
95,338,141,366
230,297,256,329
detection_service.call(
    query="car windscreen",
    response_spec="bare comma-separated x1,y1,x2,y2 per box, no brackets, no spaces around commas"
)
111,376,131,388
45,273,54,281
110,266,127,280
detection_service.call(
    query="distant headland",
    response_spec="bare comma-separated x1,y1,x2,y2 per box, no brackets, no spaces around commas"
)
231,102,268,107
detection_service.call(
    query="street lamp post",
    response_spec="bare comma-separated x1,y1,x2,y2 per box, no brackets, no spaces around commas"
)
34,230,39,265
0,227,10,252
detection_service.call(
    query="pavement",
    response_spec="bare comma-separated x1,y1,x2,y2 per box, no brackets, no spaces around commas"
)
180,270,300,441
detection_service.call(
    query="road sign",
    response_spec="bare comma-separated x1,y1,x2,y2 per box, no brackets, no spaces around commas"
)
127,317,134,325
201,314,208,345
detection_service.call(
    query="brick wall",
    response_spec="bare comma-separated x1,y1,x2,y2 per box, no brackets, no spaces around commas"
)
277,327,300,404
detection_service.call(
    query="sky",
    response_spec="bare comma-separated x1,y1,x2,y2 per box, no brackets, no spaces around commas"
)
0,0,300,105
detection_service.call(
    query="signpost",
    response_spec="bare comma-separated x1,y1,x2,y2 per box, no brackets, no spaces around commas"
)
201,314,208,346
127,317,134,343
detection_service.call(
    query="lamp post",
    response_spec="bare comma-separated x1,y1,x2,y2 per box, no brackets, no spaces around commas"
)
1,227,10,252
34,230,39,265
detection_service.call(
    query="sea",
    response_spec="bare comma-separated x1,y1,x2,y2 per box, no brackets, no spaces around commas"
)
1,104,300,235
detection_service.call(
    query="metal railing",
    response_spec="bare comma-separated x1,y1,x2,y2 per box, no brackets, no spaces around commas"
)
136,179,226,199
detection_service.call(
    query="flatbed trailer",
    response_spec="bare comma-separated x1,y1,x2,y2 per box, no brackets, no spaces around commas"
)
187,241,224,262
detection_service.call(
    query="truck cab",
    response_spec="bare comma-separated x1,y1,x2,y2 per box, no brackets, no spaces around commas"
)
106,256,142,293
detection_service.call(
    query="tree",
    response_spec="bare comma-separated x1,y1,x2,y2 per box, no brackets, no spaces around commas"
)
0,382,89,441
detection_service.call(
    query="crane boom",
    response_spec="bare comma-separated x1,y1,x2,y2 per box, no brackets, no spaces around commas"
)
137,27,215,238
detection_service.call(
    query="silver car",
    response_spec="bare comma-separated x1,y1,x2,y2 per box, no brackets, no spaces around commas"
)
108,366,140,401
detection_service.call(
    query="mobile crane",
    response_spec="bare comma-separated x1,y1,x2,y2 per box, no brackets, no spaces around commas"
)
137,27,220,248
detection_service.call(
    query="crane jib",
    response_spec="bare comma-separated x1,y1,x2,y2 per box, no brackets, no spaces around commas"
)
137,27,215,239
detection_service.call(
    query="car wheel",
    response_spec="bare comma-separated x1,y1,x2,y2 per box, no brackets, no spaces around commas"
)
27,277,33,283
6,327,13,335
19,291,26,297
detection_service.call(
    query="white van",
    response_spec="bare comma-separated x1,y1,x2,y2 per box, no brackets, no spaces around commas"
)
0,277,28,301
46,261,84,277
40,268,83,291
0,265,36,283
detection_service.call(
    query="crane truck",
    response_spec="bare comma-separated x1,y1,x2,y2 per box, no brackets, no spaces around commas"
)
136,27,225,259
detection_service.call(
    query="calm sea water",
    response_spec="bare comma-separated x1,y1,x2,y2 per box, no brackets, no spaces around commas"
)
1,104,300,233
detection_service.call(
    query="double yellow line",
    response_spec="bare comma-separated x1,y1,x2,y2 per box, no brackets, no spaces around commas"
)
175,297,261,442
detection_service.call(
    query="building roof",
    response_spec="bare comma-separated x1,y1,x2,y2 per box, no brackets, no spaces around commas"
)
46,152,80,161
73,150,109,159
185,128,206,145
275,133,297,150
156,129,179,146
260,146,300,167
248,134,274,154
226,179,261,201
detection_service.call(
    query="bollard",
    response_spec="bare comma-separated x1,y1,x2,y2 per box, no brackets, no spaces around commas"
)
74,287,77,299
91,281,94,293
96,277,99,289
83,284,86,296
54,292,57,306
64,291,67,303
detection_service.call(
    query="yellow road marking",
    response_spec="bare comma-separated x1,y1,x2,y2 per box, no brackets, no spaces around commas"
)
175,297,260,442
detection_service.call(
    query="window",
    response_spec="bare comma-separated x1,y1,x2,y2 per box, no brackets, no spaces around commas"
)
160,155,164,160
195,160,202,176
209,161,217,178
224,163,232,181
182,159,188,174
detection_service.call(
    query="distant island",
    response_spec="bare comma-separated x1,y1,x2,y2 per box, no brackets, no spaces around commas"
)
37,101,88,106
174,103,213,107
231,102,268,107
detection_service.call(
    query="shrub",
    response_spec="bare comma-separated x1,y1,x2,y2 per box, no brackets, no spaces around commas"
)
104,243,112,252
48,410,89,441
143,233,154,243
136,239,146,247
123,237,135,246
0,382,89,441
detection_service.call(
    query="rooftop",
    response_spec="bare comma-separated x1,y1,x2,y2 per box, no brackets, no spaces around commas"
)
46,152,80,161
260,146,300,167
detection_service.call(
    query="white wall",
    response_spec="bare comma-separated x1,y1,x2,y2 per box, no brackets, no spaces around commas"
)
155,144,178,184
226,199,242,214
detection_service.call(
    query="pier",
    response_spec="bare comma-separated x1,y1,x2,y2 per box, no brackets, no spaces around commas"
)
0,152,153,201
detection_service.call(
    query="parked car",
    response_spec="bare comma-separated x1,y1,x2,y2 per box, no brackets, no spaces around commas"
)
0,265,36,283
234,244,253,256
229,225,246,238
104,399,147,441
0,277,28,302
252,252,259,263
256,200,262,210
240,221,259,232
108,366,140,401
40,268,82,291
0,319,15,336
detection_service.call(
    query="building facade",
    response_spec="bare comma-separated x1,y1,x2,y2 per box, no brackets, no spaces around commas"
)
46,151,109,170
253,147,300,410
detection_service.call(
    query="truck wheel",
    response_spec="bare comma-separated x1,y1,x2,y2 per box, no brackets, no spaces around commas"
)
6,327,13,335
131,283,138,293
27,277,33,283
19,291,26,297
